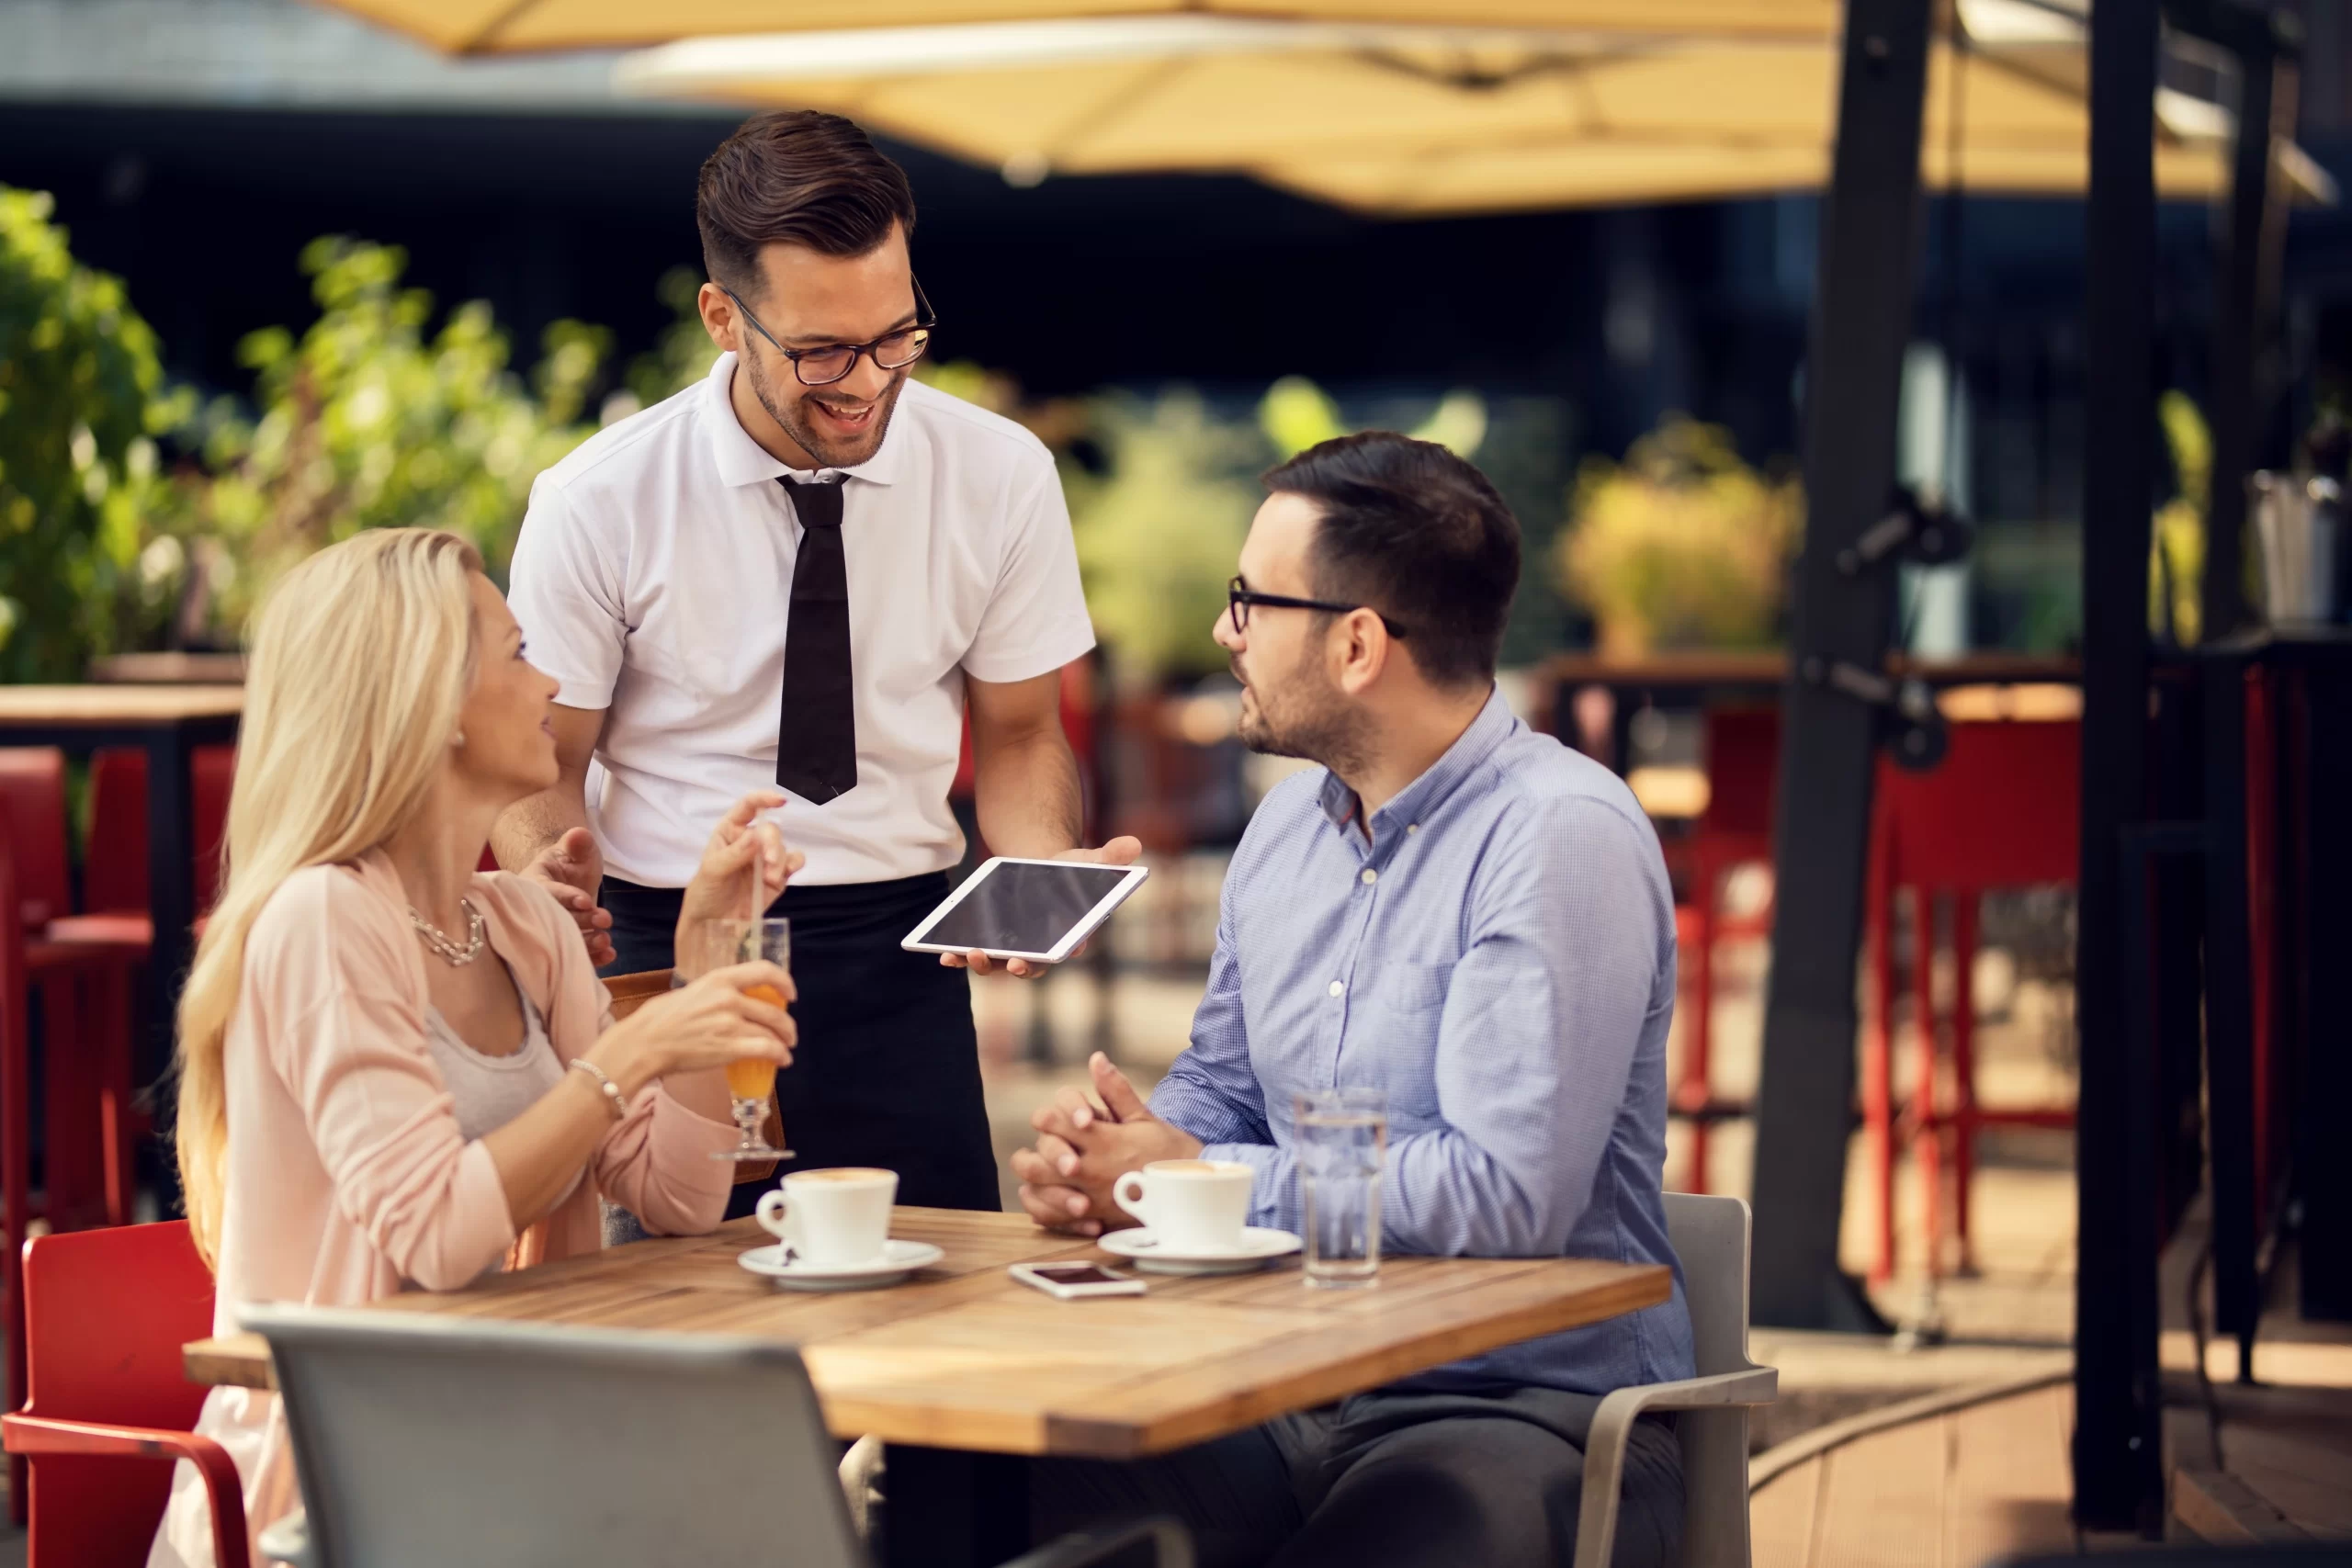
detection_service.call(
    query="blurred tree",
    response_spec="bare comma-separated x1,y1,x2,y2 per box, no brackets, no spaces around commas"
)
169,237,605,636
1472,396,1578,666
624,266,724,413
1555,415,1802,655
0,187,188,681
1257,376,1487,460
2151,390,2208,645
1067,390,1265,685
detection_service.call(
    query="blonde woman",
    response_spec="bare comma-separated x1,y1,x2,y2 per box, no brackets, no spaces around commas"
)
150,529,802,1568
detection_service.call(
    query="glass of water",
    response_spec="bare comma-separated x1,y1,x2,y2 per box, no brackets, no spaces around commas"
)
1295,1088,1386,1289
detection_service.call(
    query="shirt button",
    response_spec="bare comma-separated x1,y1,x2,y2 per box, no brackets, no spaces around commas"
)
1329,980,1346,998
1407,824,1419,835
1360,867,1378,886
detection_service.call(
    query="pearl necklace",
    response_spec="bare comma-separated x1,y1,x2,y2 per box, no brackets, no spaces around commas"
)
409,899,488,966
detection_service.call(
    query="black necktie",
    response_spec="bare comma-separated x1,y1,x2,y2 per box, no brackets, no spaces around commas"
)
776,476,857,803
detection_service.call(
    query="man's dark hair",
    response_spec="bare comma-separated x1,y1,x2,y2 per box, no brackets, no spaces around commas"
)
696,111,917,299
1262,432,1521,688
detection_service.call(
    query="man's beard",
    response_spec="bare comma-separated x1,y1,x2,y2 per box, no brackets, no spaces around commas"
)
1234,659,1370,779
743,349,907,469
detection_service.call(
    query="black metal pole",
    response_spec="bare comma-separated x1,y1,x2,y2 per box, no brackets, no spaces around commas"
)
2205,35,2278,644
1747,0,1931,1332
2075,0,2165,1534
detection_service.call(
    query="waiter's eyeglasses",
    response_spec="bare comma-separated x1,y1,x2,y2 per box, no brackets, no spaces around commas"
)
1227,577,1408,638
722,277,936,387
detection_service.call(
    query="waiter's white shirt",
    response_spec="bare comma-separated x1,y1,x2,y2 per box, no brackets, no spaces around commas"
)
507,352,1095,888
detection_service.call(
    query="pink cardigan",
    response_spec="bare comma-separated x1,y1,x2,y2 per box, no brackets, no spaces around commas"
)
150,852,738,1568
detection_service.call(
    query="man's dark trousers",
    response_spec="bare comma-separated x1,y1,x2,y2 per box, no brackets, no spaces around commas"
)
601,871,999,1217
1033,1385,1686,1568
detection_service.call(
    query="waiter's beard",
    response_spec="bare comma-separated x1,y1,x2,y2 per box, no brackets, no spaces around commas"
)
744,347,909,471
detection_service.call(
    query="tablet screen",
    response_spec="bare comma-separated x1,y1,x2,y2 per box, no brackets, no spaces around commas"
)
923,862,1135,954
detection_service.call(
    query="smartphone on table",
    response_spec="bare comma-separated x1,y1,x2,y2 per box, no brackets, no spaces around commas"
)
1009,1262,1147,1300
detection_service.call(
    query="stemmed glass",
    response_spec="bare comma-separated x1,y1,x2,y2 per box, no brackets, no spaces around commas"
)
697,916,795,1162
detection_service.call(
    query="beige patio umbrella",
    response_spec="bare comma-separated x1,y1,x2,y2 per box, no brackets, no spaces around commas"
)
607,9,2333,217
310,0,1844,55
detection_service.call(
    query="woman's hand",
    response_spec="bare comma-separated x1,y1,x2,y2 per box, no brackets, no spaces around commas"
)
589,960,797,1095
674,792,804,976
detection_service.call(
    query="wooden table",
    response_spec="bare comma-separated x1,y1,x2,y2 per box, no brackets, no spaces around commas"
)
0,685,243,1077
188,1207,1669,1565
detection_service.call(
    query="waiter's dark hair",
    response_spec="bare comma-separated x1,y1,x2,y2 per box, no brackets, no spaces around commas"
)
1262,433,1521,688
697,110,917,299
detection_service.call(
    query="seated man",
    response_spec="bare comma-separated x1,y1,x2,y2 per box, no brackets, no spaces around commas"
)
1014,431,1694,1568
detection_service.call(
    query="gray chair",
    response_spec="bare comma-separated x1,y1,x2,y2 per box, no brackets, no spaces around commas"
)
1571,1192,1780,1568
239,1303,1190,1568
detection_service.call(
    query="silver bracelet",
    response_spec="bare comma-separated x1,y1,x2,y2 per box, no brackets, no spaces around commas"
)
569,1057,628,1121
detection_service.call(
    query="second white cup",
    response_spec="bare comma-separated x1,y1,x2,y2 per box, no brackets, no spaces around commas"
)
1114,1159,1253,1254
756,1167,898,1267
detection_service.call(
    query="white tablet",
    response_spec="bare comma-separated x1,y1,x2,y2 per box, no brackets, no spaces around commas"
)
901,857,1150,964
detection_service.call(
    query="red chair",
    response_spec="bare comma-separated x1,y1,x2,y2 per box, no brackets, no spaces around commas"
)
0,1220,249,1568
1670,707,1780,1194
84,744,236,923
0,752,151,1240
1863,719,2080,1284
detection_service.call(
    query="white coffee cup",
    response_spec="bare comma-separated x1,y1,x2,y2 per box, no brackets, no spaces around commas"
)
1114,1159,1253,1254
755,1168,898,1267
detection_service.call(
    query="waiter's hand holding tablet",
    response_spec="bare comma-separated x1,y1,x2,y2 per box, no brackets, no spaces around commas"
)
906,855,1150,975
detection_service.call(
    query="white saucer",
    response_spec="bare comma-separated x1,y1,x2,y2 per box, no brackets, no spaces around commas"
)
738,1238,944,1292
1098,1226,1302,1276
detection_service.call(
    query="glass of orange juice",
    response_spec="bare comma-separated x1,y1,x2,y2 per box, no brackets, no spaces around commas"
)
702,917,793,1162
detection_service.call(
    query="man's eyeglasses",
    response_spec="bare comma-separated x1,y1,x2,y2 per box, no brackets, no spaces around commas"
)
722,277,936,388
1227,577,1408,638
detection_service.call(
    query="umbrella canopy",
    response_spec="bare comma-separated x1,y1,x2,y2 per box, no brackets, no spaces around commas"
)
310,0,1844,55
611,10,2332,216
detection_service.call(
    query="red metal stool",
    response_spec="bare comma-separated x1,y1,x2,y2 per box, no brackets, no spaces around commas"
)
1670,707,1779,1193
1864,718,2080,1284
0,1220,249,1567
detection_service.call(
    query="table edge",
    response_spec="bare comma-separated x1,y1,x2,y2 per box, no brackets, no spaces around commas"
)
183,1255,1677,1458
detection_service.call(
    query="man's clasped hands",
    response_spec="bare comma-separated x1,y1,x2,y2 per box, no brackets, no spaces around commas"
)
1012,1052,1203,1238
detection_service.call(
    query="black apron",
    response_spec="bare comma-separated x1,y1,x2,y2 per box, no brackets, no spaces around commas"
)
601,872,999,1216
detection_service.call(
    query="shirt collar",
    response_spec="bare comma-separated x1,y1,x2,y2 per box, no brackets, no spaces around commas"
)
703,350,910,491
1317,686,1519,847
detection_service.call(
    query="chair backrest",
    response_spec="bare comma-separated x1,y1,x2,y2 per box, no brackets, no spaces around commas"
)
1698,707,1781,844
84,744,237,918
1661,1192,1758,1568
20,1220,220,1566
242,1304,865,1568
1874,718,2079,893
1662,1191,1751,1377
0,750,73,926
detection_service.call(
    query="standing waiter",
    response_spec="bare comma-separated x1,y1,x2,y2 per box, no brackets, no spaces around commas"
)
499,110,1134,1218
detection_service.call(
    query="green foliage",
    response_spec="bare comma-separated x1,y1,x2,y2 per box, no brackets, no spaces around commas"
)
1554,415,1803,654
1257,375,1487,460
169,236,606,635
1067,390,1267,684
2151,390,2210,645
626,266,723,411
0,187,188,681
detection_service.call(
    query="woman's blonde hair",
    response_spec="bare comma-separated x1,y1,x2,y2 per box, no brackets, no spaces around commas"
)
175,528,485,1266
